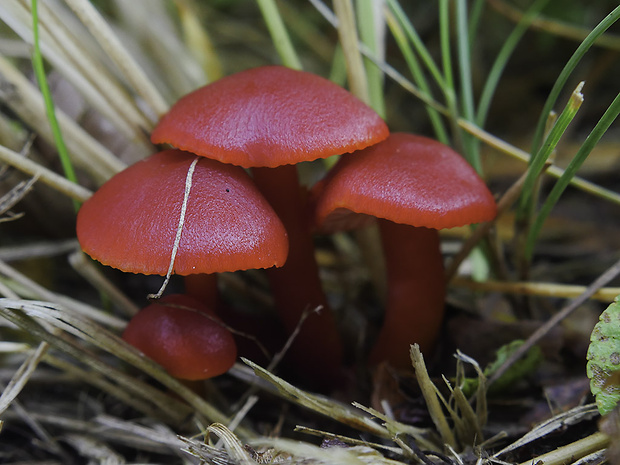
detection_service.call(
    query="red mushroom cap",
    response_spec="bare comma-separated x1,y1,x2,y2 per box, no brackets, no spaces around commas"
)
76,149,288,275
151,66,389,168
314,133,497,231
122,294,237,380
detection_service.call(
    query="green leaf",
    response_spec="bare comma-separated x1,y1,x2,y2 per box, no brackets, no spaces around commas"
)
460,340,542,397
587,296,620,416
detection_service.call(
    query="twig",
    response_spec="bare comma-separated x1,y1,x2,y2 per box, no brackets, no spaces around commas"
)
451,277,620,303
148,157,199,300
488,257,620,386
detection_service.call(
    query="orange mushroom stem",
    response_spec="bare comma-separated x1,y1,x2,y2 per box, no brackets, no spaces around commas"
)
369,221,445,366
252,164,342,383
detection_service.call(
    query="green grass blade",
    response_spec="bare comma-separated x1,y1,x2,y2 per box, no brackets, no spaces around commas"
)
530,5,620,154
30,0,79,211
467,0,485,53
476,0,550,129
455,0,480,173
385,6,449,143
256,0,302,70
385,0,446,90
518,83,584,218
525,91,620,259
357,0,386,118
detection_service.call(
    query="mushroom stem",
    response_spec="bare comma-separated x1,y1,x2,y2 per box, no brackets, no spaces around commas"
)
369,220,445,369
252,165,343,385
184,273,219,311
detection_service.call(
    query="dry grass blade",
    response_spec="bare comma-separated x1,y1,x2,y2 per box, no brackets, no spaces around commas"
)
0,341,48,416
0,258,124,329
0,145,93,202
62,0,169,117
0,175,37,220
252,436,411,465
451,277,620,303
243,358,389,437
0,55,125,183
493,404,600,457
410,344,457,449
0,298,248,433
351,402,438,452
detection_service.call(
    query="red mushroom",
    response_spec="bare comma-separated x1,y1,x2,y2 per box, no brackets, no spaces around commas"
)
76,149,288,312
151,66,389,384
122,294,237,380
313,133,497,369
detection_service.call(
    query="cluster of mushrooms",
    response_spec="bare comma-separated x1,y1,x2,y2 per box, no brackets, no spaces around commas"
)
76,66,497,386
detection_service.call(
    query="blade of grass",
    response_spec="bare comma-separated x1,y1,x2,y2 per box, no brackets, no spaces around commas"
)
410,344,457,449
385,0,446,90
334,0,369,103
0,145,92,203
357,0,386,118
525,91,620,259
439,0,462,150
0,54,126,182
530,5,620,154
454,0,481,173
30,0,78,211
475,0,550,129
62,0,169,117
256,0,302,70
467,0,485,53
517,82,584,220
384,4,449,143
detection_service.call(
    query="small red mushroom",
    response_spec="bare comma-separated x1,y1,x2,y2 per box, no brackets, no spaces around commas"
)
313,133,497,369
122,294,237,380
151,66,389,385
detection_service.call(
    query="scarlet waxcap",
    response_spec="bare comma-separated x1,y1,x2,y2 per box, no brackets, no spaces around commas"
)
315,133,497,231
77,149,288,275
151,66,389,168
122,294,237,380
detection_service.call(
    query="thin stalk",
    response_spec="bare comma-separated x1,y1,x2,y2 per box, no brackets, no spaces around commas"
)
0,145,92,203
439,0,461,149
526,91,620,259
356,0,386,117
256,0,302,70
454,0,480,172
452,277,620,303
31,0,78,211
467,0,485,53
410,345,457,449
386,0,446,89
476,0,550,129
384,6,449,143
334,0,369,103
517,83,584,222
